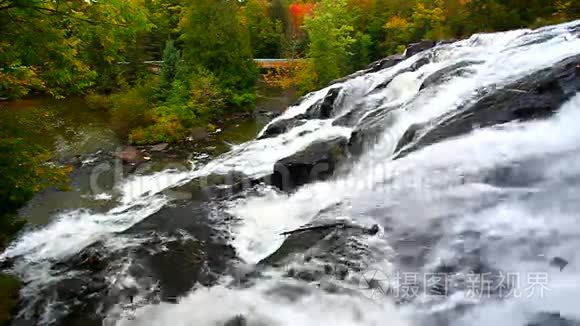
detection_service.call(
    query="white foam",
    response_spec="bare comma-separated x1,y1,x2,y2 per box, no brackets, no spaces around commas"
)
1,195,168,262
226,22,580,264
114,280,410,326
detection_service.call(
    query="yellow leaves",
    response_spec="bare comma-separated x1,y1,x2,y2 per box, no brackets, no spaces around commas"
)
263,59,319,95
385,15,410,30
554,0,571,16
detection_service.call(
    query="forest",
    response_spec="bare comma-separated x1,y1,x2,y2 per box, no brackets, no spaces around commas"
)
0,0,579,254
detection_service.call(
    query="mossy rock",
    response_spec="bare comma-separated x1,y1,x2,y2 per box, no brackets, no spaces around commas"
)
0,273,20,326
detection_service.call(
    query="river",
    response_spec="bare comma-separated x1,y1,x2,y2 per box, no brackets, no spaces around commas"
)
2,20,580,326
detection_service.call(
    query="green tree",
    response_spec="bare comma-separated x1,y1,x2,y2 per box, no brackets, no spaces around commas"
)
0,0,150,98
157,39,185,98
304,0,357,86
242,0,285,58
180,0,258,107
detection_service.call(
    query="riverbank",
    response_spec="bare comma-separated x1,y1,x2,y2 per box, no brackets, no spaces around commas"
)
0,81,295,227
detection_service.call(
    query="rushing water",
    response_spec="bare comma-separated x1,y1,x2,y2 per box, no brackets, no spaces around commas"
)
2,20,580,326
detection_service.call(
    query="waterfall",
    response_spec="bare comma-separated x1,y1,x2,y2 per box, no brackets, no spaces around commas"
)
2,20,580,326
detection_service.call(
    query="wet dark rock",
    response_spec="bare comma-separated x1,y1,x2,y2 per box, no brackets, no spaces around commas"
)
271,136,349,191
0,257,15,270
347,109,398,157
367,56,430,94
332,107,360,127
259,221,378,267
224,315,247,326
257,114,308,140
366,224,380,236
11,201,234,326
550,257,569,271
54,277,107,302
405,41,437,57
305,87,341,119
259,87,342,140
397,54,580,159
53,249,108,272
394,123,425,153
420,60,480,91
367,54,406,73
124,203,237,301
260,227,336,268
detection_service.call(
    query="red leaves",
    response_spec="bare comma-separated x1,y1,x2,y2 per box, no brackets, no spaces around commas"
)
289,2,315,31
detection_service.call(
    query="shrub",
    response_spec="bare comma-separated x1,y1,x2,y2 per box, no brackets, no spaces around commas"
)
129,111,187,145
108,78,158,137
188,68,226,121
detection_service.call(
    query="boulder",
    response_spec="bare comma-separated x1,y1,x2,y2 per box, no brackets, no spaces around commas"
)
259,221,380,267
550,257,569,271
394,123,424,153
420,60,481,91
270,136,349,191
224,315,247,326
0,257,14,270
123,203,236,301
367,54,406,73
405,41,437,57
257,114,308,140
258,87,343,140
397,53,580,159
305,87,342,119
347,109,398,157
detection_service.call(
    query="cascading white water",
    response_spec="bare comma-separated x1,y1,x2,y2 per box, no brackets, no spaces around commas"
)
2,20,580,326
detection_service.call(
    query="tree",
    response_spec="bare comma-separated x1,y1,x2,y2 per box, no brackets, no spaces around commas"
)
304,0,356,86
0,0,150,98
158,39,184,98
242,0,285,58
180,0,258,107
